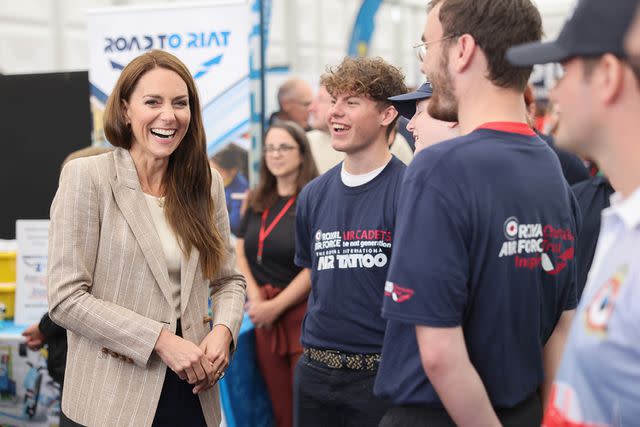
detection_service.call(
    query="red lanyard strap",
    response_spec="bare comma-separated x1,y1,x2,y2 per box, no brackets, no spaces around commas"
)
257,195,296,264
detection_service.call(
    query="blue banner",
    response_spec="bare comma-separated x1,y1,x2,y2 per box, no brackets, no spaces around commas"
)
347,0,383,57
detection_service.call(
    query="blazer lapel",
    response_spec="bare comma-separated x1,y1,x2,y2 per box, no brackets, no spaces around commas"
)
180,246,200,317
110,148,175,307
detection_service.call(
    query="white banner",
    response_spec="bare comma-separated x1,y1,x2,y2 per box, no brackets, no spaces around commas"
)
88,1,251,155
14,220,49,326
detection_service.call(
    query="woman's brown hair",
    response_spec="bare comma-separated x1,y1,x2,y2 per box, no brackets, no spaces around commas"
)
250,121,319,212
103,49,225,278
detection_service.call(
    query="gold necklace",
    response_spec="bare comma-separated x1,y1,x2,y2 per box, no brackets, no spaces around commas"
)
142,186,166,208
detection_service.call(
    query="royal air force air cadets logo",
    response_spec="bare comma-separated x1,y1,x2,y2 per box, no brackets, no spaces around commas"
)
385,281,414,303
498,216,575,275
314,229,391,271
585,264,628,334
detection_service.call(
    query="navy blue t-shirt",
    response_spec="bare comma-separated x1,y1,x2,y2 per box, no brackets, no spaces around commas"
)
571,175,614,299
295,157,406,354
374,124,579,408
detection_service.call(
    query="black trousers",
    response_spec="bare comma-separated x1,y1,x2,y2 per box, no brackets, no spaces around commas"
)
58,384,84,427
152,319,207,427
294,354,391,427
59,408,84,427
61,320,207,427
379,392,542,427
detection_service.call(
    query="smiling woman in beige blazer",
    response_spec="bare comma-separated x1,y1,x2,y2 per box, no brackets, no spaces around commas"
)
47,50,246,427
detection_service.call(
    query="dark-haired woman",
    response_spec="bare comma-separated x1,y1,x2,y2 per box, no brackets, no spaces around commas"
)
47,50,246,427
236,121,318,427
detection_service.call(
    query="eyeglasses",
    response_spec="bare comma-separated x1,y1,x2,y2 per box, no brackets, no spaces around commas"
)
264,144,298,154
413,35,457,62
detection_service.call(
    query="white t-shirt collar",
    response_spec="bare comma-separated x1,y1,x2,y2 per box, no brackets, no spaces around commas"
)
340,159,390,187
604,186,640,230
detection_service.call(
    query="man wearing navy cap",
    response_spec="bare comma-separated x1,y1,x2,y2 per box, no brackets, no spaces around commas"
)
388,83,458,153
508,0,640,426
374,1,579,426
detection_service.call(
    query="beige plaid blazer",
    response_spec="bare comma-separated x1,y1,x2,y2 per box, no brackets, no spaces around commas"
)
47,148,246,427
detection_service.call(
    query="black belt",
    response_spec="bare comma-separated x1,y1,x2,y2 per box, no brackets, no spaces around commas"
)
304,347,380,371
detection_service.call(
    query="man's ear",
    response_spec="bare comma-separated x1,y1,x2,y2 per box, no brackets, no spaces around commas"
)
452,34,477,74
280,98,291,112
598,54,626,107
381,105,399,127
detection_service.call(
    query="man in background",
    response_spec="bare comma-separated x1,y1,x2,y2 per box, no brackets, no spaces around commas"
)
524,85,590,185
306,84,343,173
269,78,313,130
209,145,249,236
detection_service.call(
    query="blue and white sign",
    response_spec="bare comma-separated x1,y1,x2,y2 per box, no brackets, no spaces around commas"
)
88,1,251,154
15,220,49,326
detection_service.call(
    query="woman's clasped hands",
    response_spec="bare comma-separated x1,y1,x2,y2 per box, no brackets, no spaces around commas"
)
154,324,233,394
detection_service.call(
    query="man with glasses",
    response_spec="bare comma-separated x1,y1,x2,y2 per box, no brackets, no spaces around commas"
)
374,1,578,426
293,56,407,427
508,0,640,425
269,77,314,130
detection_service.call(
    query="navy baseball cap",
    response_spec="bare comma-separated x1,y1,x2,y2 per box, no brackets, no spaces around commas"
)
388,82,433,119
507,0,637,66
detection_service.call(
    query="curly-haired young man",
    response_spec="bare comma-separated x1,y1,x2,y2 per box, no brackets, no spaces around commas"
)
293,56,407,427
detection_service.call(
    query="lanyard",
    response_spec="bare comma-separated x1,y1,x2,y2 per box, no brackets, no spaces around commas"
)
257,195,296,264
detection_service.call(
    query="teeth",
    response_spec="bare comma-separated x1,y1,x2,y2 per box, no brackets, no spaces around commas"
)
333,124,348,131
151,128,176,136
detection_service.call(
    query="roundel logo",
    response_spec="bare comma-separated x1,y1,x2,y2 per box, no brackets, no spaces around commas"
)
585,264,628,333
315,230,322,241
504,217,519,240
